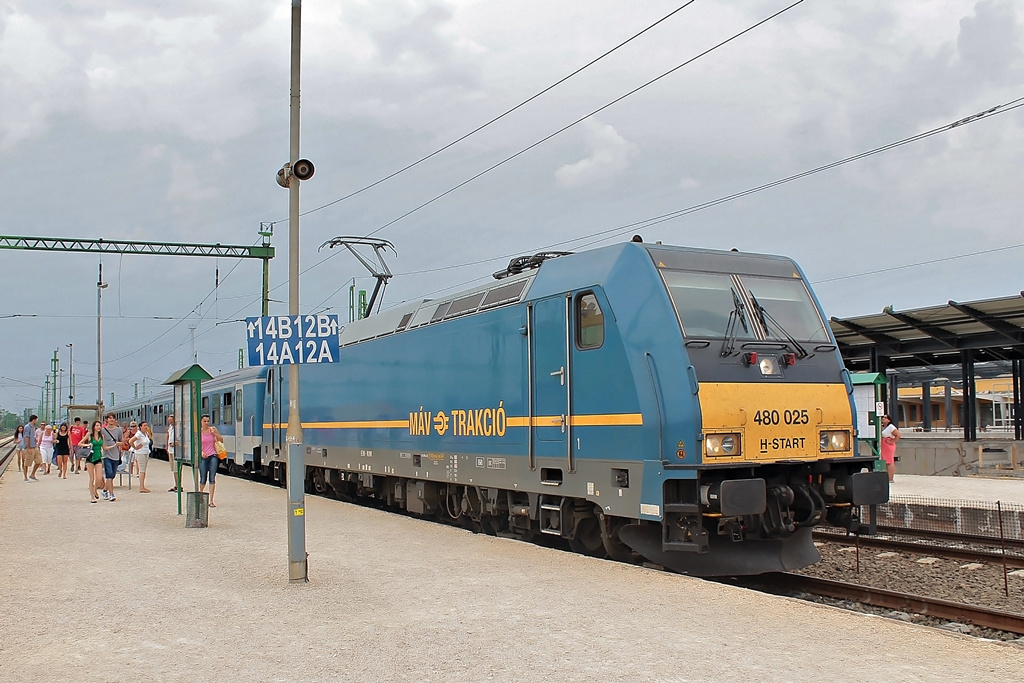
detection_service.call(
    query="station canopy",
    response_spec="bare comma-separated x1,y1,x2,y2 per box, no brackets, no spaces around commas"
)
829,291,1024,380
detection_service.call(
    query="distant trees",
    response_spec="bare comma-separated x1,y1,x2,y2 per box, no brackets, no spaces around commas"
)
0,408,21,431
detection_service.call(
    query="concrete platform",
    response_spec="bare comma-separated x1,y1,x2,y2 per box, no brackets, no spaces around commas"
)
892,473,1024,505
2,463,1022,681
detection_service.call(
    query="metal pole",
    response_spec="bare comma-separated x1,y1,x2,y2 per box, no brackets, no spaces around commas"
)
52,350,59,420
67,343,74,405
997,500,1009,597
97,262,108,409
286,0,308,584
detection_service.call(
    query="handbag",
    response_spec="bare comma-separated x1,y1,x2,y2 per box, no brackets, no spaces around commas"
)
215,439,227,460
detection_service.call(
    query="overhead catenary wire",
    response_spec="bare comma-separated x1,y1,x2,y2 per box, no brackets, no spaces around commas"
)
271,1,700,225
357,0,806,240
810,242,1024,285
88,62,1024,394
567,97,1024,251
232,94,1024,326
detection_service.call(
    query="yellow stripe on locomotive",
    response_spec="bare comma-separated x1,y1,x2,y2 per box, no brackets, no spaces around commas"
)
698,382,853,463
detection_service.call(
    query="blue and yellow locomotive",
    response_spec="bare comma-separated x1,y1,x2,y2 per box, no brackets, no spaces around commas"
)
250,240,888,576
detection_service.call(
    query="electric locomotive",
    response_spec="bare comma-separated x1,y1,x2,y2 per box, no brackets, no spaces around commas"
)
256,240,887,576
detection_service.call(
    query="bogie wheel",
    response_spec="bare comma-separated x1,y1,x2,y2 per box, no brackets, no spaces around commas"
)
310,467,330,495
601,517,635,563
568,515,608,557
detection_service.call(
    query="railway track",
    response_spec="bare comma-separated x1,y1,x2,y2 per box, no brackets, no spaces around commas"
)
0,437,17,478
750,572,1024,637
814,529,1024,570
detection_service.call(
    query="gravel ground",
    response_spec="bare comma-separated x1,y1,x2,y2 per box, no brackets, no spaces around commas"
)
799,540,1024,617
3,466,1024,682
796,539,1024,643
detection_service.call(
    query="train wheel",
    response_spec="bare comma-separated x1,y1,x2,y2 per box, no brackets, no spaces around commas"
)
310,467,330,495
568,515,607,558
601,516,634,563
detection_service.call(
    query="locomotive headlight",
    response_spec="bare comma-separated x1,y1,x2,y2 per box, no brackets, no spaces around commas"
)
758,356,781,376
705,433,741,457
819,430,851,452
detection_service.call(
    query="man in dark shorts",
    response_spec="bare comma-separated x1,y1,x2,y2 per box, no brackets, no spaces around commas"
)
69,417,87,474
100,413,123,502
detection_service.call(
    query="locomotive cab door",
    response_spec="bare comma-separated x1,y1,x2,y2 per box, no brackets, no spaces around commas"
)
531,294,572,471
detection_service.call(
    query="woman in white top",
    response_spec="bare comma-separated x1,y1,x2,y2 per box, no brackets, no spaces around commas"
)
132,421,154,493
39,424,55,475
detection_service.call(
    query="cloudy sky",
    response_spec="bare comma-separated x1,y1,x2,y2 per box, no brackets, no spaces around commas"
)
1,0,1022,414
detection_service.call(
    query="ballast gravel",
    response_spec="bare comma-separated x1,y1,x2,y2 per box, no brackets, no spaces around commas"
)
2,467,1023,682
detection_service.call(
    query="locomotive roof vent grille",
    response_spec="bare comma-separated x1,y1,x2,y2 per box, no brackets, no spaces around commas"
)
430,301,452,323
444,292,486,320
480,279,529,309
395,312,414,332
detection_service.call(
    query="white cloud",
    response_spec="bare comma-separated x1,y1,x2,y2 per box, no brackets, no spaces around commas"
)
679,177,701,190
554,119,637,188
140,144,167,162
166,153,220,203
0,13,79,150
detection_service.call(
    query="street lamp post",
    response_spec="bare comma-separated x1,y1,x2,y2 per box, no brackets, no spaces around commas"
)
97,263,109,409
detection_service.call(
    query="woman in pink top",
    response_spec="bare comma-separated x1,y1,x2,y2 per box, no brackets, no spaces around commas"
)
198,415,224,507
880,414,900,483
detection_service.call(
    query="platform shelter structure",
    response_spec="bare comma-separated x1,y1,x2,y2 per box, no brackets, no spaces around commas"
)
831,292,1024,443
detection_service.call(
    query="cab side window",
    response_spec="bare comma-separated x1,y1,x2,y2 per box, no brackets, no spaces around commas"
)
576,293,604,349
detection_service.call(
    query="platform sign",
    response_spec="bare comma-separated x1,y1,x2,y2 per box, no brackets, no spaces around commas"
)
246,314,340,365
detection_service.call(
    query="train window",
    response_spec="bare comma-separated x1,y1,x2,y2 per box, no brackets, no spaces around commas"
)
576,293,604,349
741,276,830,342
266,368,275,395
222,391,232,425
662,271,756,340
235,389,243,422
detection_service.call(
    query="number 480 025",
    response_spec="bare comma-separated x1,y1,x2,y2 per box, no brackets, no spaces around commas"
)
753,409,809,425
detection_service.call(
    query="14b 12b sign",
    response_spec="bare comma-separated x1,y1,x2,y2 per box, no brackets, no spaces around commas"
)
246,314,340,365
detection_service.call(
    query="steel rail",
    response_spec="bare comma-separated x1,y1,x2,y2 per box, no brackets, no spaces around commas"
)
814,532,1024,569
872,524,1024,551
0,438,17,478
755,572,1024,636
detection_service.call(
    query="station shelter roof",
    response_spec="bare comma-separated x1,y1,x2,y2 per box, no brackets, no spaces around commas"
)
829,291,1024,379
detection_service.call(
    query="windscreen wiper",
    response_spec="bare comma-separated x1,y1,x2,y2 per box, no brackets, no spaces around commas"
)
720,288,749,357
748,293,808,358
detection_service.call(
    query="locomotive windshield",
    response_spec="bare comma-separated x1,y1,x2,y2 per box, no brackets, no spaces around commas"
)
742,275,830,342
662,269,829,342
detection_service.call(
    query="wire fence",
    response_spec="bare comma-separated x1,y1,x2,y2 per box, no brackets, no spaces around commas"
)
817,495,1024,561
873,495,1024,545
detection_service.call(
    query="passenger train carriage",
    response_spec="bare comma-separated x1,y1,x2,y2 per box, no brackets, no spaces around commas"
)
116,241,888,576
108,366,268,475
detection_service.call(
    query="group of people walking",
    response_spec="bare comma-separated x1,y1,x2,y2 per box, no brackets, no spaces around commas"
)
13,411,224,507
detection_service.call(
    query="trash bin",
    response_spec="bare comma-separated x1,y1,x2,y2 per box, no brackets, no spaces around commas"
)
186,491,210,528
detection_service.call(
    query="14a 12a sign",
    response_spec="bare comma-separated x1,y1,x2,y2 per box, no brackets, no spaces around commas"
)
246,314,340,365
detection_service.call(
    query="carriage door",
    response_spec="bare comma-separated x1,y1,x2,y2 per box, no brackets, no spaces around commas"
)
234,384,244,464
531,294,572,474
